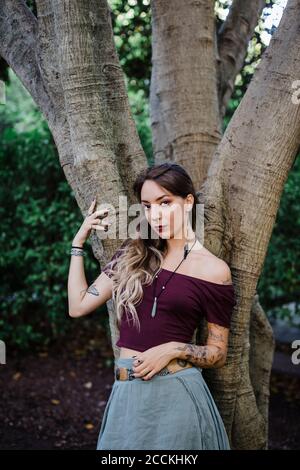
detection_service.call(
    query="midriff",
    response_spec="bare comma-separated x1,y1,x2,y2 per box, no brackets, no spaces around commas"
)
119,346,143,358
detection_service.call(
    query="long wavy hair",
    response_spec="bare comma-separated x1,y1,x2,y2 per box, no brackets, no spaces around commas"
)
105,162,200,332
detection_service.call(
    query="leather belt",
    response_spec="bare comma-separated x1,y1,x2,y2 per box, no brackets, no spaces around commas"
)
115,358,194,381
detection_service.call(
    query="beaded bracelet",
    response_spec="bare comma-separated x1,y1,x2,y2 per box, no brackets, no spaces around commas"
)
70,246,86,256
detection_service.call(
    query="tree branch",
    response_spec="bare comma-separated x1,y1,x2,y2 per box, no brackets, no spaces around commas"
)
217,0,266,117
0,0,55,124
35,0,74,168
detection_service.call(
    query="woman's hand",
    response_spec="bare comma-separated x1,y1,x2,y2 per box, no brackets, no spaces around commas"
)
132,342,177,381
73,198,111,246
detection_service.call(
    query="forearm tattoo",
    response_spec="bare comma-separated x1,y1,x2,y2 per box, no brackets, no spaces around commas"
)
207,325,226,343
80,284,99,297
175,343,225,368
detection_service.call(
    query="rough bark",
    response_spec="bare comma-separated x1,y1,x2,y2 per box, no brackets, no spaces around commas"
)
150,0,221,190
217,0,266,118
49,0,147,360
150,0,266,191
0,0,56,130
249,293,275,448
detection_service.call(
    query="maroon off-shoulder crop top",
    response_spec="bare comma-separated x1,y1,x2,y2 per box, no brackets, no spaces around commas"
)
102,242,237,352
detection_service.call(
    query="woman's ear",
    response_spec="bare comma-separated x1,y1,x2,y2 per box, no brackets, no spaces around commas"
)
185,194,194,211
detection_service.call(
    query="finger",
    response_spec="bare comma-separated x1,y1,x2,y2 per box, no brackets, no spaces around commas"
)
91,217,108,225
136,369,154,380
93,224,111,232
132,360,145,371
142,371,155,381
87,199,97,215
89,198,96,209
134,365,150,377
91,209,110,219
91,224,111,231
133,357,144,365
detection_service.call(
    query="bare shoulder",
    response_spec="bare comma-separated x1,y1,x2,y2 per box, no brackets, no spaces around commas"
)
191,247,233,285
208,257,232,285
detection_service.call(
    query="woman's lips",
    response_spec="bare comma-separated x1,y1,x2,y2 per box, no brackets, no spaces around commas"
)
155,225,167,232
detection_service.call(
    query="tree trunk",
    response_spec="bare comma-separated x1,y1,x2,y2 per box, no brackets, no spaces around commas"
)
49,0,147,360
150,0,222,190
207,0,299,449
249,293,275,447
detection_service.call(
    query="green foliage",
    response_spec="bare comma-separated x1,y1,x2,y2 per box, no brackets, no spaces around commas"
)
109,0,152,98
127,84,153,162
0,72,107,350
108,0,153,160
219,0,285,131
257,154,300,324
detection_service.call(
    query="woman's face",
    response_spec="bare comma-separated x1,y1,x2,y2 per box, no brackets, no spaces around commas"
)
140,180,193,240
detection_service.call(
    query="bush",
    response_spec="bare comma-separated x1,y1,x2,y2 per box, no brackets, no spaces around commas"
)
0,111,107,350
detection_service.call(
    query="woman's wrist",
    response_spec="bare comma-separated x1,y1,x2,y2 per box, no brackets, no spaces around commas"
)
169,341,185,360
72,237,85,248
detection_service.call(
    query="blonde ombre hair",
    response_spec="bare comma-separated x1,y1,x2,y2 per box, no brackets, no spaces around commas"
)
105,162,200,332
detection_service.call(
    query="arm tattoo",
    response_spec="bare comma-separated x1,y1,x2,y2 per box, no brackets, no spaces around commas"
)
174,343,225,369
80,284,99,297
207,325,226,343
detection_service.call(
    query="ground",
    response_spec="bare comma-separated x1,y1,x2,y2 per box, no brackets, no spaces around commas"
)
0,326,299,450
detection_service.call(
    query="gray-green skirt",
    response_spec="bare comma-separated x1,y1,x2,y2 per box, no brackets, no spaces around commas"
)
96,357,230,450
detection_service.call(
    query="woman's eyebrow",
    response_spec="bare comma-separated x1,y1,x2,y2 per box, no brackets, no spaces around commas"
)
141,194,170,203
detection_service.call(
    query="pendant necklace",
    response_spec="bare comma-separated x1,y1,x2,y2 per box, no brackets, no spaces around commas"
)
150,237,197,318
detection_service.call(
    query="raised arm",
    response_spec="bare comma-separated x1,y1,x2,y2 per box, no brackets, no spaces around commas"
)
69,274,113,318
68,198,113,318
68,241,114,318
68,239,129,318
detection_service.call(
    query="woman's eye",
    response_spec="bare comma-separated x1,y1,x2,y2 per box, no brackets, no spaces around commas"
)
143,201,170,210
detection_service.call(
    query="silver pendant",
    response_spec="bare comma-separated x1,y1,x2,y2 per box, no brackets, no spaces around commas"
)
151,296,157,318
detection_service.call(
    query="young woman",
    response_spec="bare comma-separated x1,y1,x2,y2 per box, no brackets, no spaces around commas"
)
68,162,236,450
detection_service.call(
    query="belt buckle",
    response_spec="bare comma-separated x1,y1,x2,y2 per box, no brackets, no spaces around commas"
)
127,368,135,381
159,366,171,376
115,367,135,381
